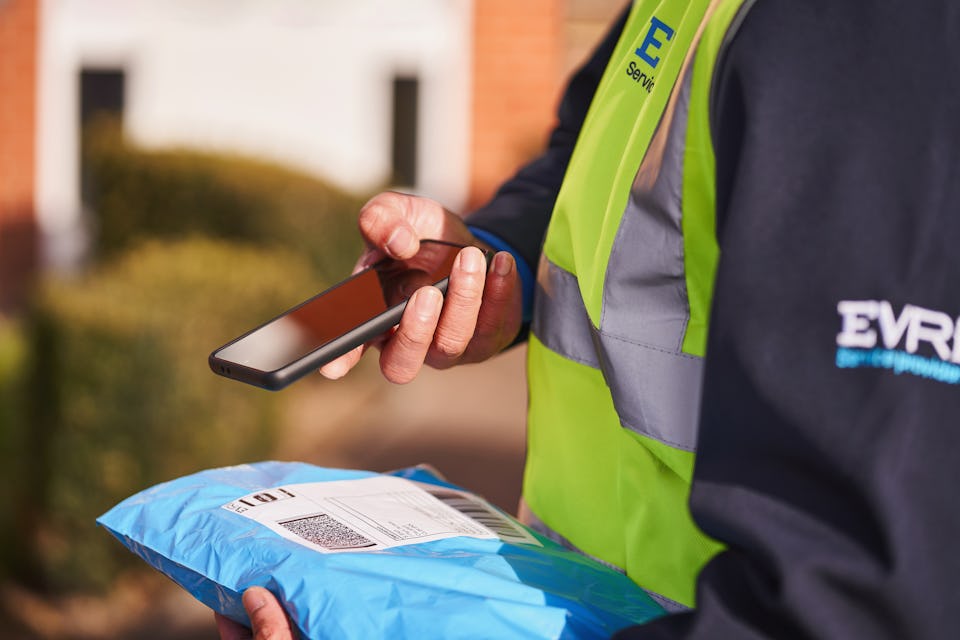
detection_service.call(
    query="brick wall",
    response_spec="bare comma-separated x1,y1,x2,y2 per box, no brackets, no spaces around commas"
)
564,0,626,76
467,0,627,212
0,0,39,313
467,0,565,210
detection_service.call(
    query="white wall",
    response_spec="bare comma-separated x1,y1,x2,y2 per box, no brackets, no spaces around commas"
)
36,0,473,269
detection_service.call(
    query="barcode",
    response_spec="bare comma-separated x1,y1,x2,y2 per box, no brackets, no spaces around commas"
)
430,492,539,546
279,513,376,550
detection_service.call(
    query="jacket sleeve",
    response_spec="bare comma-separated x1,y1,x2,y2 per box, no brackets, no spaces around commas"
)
465,5,629,272
616,1,960,638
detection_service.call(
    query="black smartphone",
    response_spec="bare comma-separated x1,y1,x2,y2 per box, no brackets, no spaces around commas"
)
209,240,489,391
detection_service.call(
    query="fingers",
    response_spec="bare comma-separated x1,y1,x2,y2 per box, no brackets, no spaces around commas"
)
379,286,443,384
466,251,522,359
358,192,432,259
318,344,365,380
357,192,475,259
242,587,295,640
215,612,252,640
377,248,522,381
345,191,522,384
426,246,487,368
213,588,293,640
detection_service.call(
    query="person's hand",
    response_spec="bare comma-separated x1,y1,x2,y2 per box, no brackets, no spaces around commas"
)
319,191,523,384
214,587,295,640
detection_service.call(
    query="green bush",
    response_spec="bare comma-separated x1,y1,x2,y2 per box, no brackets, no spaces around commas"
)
82,117,366,277
0,319,29,581
16,238,321,591
3,117,373,592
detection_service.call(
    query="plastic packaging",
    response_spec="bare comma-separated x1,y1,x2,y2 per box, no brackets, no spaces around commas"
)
97,461,664,639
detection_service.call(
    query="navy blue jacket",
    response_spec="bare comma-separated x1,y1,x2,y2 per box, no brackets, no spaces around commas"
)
469,1,960,637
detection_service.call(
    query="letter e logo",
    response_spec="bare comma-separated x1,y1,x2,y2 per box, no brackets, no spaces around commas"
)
636,17,675,69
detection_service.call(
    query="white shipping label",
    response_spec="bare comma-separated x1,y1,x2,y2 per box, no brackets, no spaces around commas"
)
223,476,538,553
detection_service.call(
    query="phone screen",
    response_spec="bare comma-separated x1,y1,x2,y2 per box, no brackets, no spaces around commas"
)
212,240,466,377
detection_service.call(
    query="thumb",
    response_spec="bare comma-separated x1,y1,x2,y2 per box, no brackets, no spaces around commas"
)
242,587,294,640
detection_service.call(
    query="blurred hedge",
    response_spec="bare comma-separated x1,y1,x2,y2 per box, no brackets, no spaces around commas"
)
14,238,322,591
82,117,366,276
0,119,374,593
0,319,29,581
0,119,379,593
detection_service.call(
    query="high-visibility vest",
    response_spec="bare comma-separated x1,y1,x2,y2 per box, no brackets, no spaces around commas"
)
523,0,754,610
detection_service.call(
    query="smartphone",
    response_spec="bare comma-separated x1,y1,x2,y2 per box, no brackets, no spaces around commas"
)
209,240,489,391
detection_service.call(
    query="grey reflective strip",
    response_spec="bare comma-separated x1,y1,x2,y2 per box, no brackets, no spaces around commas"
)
599,69,704,451
594,337,703,451
532,254,600,369
532,62,703,451
533,254,703,452
524,505,690,614
605,71,693,352
532,41,704,452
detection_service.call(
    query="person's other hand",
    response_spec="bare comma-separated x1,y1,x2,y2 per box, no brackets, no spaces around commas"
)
214,587,295,640
319,191,522,384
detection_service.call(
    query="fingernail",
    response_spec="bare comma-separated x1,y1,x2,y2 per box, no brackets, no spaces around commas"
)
320,360,347,380
459,247,484,274
386,226,414,257
492,252,514,277
413,287,441,321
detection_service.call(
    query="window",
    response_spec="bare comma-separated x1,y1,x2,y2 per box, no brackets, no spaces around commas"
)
79,68,125,128
78,68,125,204
391,76,419,187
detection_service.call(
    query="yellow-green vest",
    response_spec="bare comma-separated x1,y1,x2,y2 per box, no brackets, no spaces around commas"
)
522,0,754,610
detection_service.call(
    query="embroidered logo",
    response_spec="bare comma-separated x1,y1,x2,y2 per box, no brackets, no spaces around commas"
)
835,300,960,385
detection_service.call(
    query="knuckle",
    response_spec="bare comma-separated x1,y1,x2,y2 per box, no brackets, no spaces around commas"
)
358,193,405,239
450,275,485,301
254,627,284,640
445,282,485,316
251,613,286,640
473,311,501,338
380,357,417,385
393,326,430,351
433,333,469,359
358,205,388,238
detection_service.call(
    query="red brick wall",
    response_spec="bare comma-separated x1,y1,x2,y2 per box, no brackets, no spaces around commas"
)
467,0,565,210
0,0,39,312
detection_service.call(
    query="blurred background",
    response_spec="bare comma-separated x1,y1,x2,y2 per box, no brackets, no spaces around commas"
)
0,1,623,637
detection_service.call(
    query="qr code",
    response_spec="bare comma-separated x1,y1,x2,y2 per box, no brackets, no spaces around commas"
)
279,514,375,550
